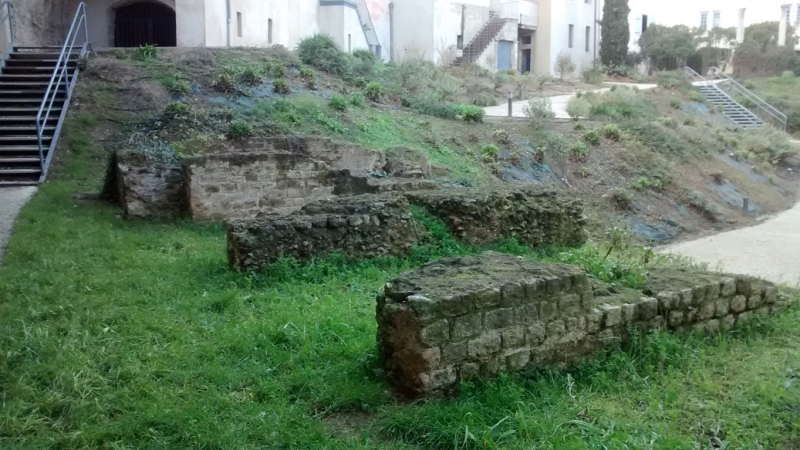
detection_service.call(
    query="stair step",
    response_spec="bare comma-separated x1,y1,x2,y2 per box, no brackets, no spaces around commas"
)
3,60,78,68
0,136,52,144
0,91,65,98
0,74,59,82
0,125,56,133
0,168,42,175
9,52,81,60
0,145,45,154
0,116,59,124
0,157,41,164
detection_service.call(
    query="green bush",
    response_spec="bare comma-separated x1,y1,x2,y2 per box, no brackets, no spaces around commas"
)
632,176,663,191
353,76,367,87
161,75,191,95
299,67,314,80
603,123,623,140
586,87,657,120
570,142,589,160
402,96,459,119
365,81,382,101
264,62,286,79
582,67,605,85
611,188,633,210
457,104,485,123
297,34,350,76
688,90,705,102
669,97,682,109
657,71,691,90
351,50,377,76
227,119,253,139
739,126,796,164
657,116,678,129
524,97,554,121
566,96,591,120
348,92,364,107
240,67,262,85
164,101,190,118
212,73,235,93
493,129,510,144
272,78,291,94
683,118,696,126
481,144,499,161
135,44,158,60
328,94,347,111
583,129,600,145
471,92,499,107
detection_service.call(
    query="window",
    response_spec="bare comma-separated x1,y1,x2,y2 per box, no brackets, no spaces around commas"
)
457,35,463,49
236,12,242,38
521,35,532,45
712,11,721,28
568,24,574,48
642,14,648,33
700,11,708,30
585,26,591,52
268,18,273,44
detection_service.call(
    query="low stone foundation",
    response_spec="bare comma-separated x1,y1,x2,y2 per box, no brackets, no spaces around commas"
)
226,186,588,271
376,251,786,397
227,195,419,271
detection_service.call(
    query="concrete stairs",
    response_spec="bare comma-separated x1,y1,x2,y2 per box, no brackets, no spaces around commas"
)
453,12,511,66
695,83,763,129
0,47,80,185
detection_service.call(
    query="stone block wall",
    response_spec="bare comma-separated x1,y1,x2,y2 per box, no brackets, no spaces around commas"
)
226,186,588,271
227,195,420,271
111,151,184,219
408,186,587,247
376,252,787,397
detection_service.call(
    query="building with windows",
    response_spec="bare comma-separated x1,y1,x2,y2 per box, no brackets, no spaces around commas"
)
12,0,603,76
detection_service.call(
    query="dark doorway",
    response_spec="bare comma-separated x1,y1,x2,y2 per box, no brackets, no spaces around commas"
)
114,2,177,47
521,49,531,73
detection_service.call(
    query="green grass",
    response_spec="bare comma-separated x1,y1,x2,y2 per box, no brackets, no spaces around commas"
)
1,122,799,448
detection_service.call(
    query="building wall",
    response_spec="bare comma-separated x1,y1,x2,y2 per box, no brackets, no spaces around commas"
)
318,3,369,53
533,0,551,75
175,0,206,47
391,0,435,60
548,0,600,78
432,0,493,66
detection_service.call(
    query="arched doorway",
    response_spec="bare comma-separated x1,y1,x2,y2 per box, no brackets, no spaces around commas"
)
114,2,176,47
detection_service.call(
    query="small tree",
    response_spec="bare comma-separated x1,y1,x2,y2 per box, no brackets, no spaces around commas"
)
554,51,576,80
599,0,631,68
639,24,697,71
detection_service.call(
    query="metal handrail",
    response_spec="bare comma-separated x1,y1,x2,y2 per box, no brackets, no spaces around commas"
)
354,0,381,57
682,66,707,84
35,2,89,173
1,1,13,49
709,66,787,131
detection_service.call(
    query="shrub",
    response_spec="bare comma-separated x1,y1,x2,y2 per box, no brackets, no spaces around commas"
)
212,72,235,93
603,123,623,140
611,188,633,210
161,75,191,95
481,144,499,161
683,118,696,126
657,71,691,90
554,52,576,80
348,92,364,107
264,62,286,79
669,97,682,109
472,92,499,107
657,116,678,129
739,126,796,164
457,104,485,123
328,94,347,111
524,97,554,122
402,96,459,119
240,67,262,85
164,101,190,118
583,129,600,145
570,142,588,160
493,129,510,144
299,67,314,80
227,119,253,139
297,34,350,76
507,152,521,165
586,86,657,120
272,78,291,94
582,67,605,85
566,96,591,120
365,81,382,101
136,44,158,60
353,76,367,87
493,71,510,89
632,176,663,191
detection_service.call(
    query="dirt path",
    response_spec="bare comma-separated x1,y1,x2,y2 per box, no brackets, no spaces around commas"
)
0,187,37,267
662,199,800,286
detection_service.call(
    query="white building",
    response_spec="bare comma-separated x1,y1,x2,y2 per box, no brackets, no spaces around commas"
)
14,0,603,76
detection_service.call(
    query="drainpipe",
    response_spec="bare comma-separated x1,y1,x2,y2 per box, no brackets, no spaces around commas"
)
593,0,598,65
389,2,394,61
226,0,232,47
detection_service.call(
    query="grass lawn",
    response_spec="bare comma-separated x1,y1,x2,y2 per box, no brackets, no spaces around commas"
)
1,125,799,449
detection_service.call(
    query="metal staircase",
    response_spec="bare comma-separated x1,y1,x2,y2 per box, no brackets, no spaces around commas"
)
453,12,512,66
0,2,89,186
683,66,786,130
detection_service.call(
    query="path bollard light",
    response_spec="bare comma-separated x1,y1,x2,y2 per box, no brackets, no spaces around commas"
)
519,85,523,100
508,91,513,117
743,197,749,215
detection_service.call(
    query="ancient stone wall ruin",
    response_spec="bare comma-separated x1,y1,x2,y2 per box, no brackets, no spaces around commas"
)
110,137,434,220
226,186,588,271
376,251,786,397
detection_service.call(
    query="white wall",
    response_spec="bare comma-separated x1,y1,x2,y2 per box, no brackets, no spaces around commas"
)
549,0,600,77
366,0,391,60
432,1,493,66
176,0,206,47
391,0,435,60
318,3,369,52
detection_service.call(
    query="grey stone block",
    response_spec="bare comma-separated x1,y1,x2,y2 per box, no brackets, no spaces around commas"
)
485,308,515,330
441,342,467,364
525,323,546,346
467,332,502,358
501,326,525,348
451,313,483,341
668,310,685,328
638,297,658,320
601,304,622,327
721,278,736,297
730,295,747,313
420,319,450,347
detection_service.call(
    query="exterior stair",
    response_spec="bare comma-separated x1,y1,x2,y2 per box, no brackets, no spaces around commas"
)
695,83,763,128
684,66,787,131
0,47,80,185
453,12,512,66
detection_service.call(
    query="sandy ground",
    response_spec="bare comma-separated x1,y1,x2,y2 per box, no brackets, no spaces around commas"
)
662,199,800,287
0,187,37,267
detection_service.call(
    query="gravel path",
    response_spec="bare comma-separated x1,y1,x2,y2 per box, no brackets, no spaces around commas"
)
0,187,37,267
662,200,800,286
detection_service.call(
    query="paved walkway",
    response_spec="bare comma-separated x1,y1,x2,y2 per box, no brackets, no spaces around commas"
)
662,200,800,286
0,187,37,267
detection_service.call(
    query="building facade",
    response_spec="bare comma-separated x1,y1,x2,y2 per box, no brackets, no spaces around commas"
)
12,0,602,76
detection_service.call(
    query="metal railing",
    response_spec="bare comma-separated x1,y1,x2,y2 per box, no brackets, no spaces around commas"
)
709,66,788,131
1,1,13,54
682,66,708,84
354,0,381,58
35,2,89,174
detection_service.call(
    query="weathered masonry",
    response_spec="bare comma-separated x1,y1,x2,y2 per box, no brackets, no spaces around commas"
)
376,251,788,397
226,186,587,271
